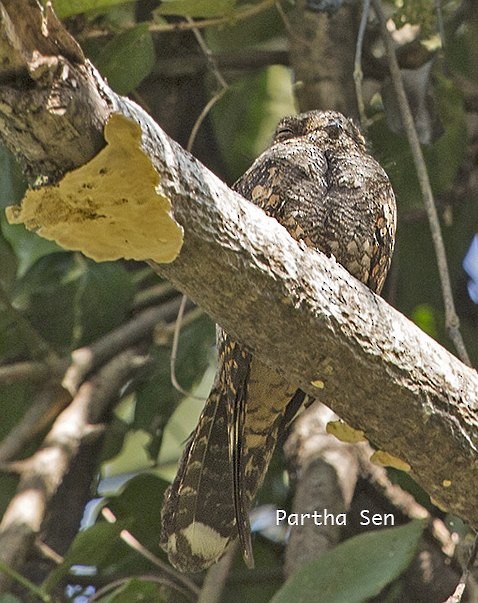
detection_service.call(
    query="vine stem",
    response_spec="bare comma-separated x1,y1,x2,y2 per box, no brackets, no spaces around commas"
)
371,0,472,367
150,0,276,34
354,0,371,128
0,560,51,602
169,13,229,400
444,532,478,603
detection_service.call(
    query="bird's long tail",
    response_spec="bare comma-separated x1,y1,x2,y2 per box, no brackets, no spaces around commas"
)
160,333,302,572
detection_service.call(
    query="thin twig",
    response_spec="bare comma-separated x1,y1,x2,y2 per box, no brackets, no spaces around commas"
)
371,0,472,367
274,0,293,36
0,560,51,602
435,0,446,49
198,540,238,603
35,540,64,566
444,533,478,603
149,0,276,34
0,384,70,464
185,16,229,154
186,88,227,154
169,16,229,399
163,306,204,337
63,300,184,395
78,0,276,41
153,49,289,78
133,281,177,310
101,507,199,602
274,0,315,49
89,575,196,603
354,0,371,128
0,283,54,361
187,17,227,90
170,295,206,400
0,360,54,384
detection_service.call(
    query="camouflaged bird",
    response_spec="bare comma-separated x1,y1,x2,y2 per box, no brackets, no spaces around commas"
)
160,110,396,572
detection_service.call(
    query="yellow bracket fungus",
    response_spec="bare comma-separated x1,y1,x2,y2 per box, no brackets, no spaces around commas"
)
6,113,183,263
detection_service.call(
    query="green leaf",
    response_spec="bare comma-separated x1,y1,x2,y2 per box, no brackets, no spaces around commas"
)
212,66,295,181
43,521,129,593
13,254,134,349
134,313,215,459
67,522,128,564
0,595,23,603
97,579,165,603
0,472,20,520
1,220,61,277
411,303,438,338
99,416,130,464
105,474,169,547
0,383,35,443
49,0,136,19
94,24,155,95
13,252,78,348
206,3,283,51
59,475,171,579
0,145,27,207
0,227,17,293
0,300,33,360
73,258,135,345
271,520,425,603
155,0,235,18
223,532,284,603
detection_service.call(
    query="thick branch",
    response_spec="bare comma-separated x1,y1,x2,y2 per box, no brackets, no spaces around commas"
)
0,1,477,532
147,125,478,526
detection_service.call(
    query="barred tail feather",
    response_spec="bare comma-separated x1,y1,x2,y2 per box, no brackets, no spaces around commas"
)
160,385,236,572
160,333,304,573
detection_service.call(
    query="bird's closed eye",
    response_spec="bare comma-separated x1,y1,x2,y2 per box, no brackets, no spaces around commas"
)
274,127,296,142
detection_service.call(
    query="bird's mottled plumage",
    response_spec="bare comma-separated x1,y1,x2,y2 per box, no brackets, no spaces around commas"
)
160,110,396,572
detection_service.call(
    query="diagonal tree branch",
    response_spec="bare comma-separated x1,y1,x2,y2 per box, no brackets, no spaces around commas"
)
0,0,477,540
0,347,148,591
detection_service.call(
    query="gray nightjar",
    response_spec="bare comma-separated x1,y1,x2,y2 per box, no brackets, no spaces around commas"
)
160,110,397,572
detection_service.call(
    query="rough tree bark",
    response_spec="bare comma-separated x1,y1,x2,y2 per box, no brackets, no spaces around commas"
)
0,0,477,572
